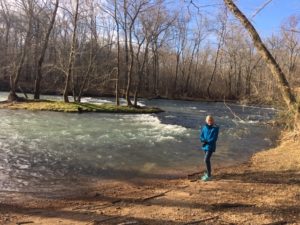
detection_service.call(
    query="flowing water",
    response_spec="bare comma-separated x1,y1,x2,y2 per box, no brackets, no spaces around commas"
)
0,92,279,193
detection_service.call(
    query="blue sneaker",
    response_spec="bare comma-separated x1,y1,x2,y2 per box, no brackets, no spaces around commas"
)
201,174,212,181
200,172,207,180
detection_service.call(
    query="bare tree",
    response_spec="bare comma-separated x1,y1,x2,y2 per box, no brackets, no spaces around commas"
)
173,16,187,96
1,0,299,109
206,9,227,98
63,0,80,103
34,0,59,99
8,0,34,101
114,0,120,106
0,0,11,82
121,0,150,106
132,16,151,106
77,3,98,103
281,16,300,84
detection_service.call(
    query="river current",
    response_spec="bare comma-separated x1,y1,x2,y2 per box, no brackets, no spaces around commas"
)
0,92,279,193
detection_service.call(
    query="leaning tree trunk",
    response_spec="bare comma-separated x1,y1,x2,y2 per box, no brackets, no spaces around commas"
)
224,0,300,132
224,0,296,109
34,0,59,99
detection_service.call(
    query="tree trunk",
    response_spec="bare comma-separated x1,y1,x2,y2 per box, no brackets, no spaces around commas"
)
34,0,59,99
206,42,221,99
223,0,297,109
8,14,32,101
123,0,143,106
1,0,11,82
184,42,199,95
114,0,120,106
134,39,148,107
174,51,180,96
245,56,261,96
77,11,97,103
153,41,160,96
4,21,10,81
77,55,94,103
125,25,135,106
123,0,132,106
63,0,79,103
206,14,227,99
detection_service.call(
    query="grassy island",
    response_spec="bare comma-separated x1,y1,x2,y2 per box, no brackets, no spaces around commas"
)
0,100,164,113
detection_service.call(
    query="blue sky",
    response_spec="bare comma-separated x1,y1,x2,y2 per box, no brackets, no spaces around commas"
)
238,0,300,37
175,0,300,37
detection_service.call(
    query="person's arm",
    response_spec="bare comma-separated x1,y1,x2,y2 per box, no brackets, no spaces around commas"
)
206,127,219,144
200,127,206,143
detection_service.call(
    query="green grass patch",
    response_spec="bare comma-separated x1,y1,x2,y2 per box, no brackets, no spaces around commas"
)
0,100,163,114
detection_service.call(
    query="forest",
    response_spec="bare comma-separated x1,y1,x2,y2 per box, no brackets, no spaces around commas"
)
0,0,300,105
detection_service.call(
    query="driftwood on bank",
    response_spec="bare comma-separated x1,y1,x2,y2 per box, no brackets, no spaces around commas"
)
16,221,34,225
183,216,219,225
89,216,121,225
140,190,171,202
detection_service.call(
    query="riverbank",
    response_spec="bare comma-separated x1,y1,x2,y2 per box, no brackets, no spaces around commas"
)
0,131,299,225
0,89,278,107
0,100,163,114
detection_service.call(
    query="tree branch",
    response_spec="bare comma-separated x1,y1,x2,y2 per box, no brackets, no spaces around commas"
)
251,0,273,18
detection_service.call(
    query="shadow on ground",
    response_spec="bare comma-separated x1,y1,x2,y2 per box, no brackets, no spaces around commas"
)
215,169,300,185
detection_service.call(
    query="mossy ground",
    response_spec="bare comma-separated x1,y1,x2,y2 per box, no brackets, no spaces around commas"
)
0,100,163,113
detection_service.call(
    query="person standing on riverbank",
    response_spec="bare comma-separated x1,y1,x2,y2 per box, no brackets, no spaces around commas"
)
200,115,219,181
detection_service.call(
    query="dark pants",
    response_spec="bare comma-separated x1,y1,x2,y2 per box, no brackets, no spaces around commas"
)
204,150,213,177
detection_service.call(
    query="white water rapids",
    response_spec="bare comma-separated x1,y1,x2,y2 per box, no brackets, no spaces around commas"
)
0,92,279,193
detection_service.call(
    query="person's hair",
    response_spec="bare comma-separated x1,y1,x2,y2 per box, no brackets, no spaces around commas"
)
206,115,214,123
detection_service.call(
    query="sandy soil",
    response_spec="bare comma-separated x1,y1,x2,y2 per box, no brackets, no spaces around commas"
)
0,134,299,225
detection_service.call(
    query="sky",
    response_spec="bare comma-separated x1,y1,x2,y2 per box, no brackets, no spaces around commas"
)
237,0,300,37
173,0,300,38
3,0,300,38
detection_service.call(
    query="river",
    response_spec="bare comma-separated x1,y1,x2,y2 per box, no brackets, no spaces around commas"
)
0,92,279,193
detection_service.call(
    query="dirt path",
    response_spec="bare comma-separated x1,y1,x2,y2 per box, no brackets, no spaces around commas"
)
1,136,299,225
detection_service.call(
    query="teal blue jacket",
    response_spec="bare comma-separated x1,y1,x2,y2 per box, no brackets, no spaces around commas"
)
200,124,219,152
